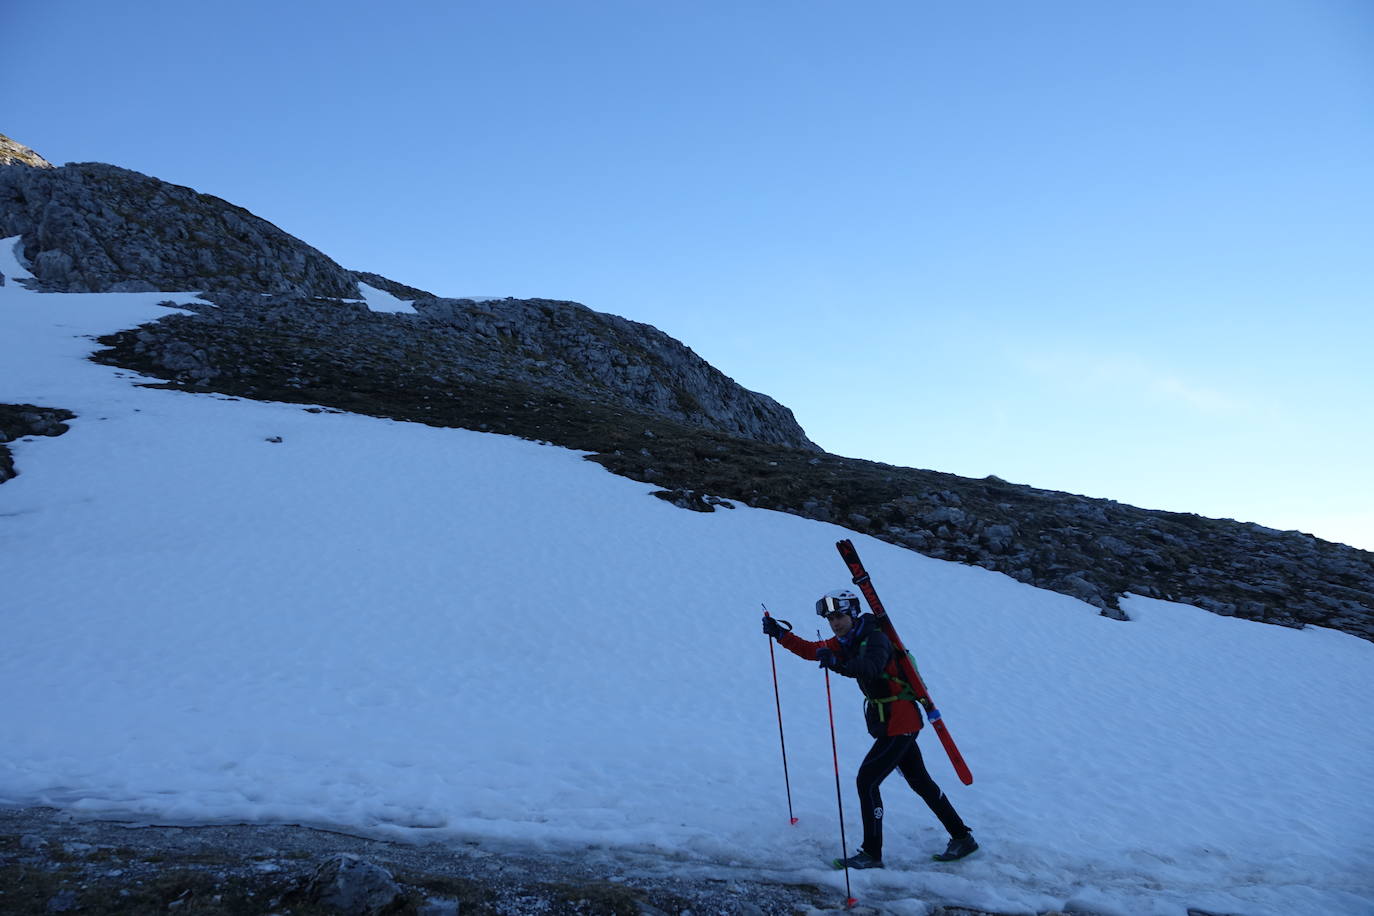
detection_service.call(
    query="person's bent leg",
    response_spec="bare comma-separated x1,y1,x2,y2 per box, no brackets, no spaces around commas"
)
896,738,970,839
855,735,914,861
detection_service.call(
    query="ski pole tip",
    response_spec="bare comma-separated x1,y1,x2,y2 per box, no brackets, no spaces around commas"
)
790,817,799,825
846,897,859,908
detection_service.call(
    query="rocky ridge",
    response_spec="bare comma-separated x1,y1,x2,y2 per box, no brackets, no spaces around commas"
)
0,150,816,451
109,290,819,451
1,135,1371,643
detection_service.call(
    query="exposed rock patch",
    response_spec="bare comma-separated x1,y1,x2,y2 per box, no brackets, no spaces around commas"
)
96,291,819,451
0,806,826,915
0,404,76,484
593,441,1374,640
305,853,404,914
651,488,737,512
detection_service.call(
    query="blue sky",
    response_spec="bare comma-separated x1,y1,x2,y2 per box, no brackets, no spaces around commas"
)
6,0,1373,549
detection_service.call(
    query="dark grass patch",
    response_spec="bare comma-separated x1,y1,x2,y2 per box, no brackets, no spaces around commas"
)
393,872,497,914
0,863,344,916
544,879,648,915
0,864,81,916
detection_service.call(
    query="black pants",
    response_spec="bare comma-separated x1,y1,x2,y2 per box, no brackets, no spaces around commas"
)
857,733,968,858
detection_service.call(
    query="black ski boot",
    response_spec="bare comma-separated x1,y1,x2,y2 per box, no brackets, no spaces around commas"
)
832,849,884,869
932,834,978,862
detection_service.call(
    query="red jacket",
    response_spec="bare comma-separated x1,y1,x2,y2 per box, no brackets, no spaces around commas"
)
778,615,923,738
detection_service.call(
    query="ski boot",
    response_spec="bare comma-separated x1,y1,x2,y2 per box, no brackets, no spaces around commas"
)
832,849,884,869
932,833,978,862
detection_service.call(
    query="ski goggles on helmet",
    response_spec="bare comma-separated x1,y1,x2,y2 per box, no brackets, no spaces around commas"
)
815,590,861,618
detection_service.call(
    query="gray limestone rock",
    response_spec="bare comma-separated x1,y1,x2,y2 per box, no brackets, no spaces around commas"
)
305,854,403,916
102,291,818,451
0,160,358,298
410,296,818,449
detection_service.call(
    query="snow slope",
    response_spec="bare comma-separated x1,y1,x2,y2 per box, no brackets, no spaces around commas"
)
2,264,1372,915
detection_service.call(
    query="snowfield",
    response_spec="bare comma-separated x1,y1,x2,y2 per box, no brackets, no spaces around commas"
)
2,250,1372,915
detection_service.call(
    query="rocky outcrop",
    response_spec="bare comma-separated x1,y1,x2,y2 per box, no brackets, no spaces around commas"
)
304,854,403,915
412,295,819,448
99,292,820,451
0,404,76,484
0,139,816,451
0,133,52,168
588,437,1374,642
0,161,359,297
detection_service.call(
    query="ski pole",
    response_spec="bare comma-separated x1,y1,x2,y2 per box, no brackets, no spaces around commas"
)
762,604,799,826
821,629,858,910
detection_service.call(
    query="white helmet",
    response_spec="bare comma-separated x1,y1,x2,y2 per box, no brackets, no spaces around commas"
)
815,588,862,619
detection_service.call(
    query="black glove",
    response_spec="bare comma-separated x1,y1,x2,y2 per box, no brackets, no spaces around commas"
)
816,647,839,671
762,616,785,639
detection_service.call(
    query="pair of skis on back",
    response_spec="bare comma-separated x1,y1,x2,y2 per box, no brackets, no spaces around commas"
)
834,538,973,786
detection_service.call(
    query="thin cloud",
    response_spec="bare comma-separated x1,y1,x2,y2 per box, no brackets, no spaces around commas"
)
1151,375,1243,413
1014,349,1248,414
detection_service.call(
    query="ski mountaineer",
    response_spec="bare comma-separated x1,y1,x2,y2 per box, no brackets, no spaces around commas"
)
762,589,978,868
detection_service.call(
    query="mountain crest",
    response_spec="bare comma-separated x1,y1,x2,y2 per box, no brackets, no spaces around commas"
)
0,133,53,168
0,153,818,451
